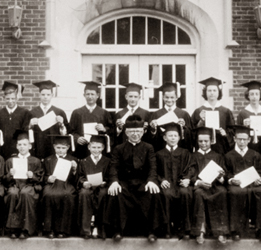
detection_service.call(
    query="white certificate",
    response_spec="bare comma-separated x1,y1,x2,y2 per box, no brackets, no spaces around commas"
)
38,111,57,131
234,166,260,188
250,116,261,136
13,158,28,179
84,123,98,142
156,112,179,126
87,172,103,186
121,110,132,124
198,160,223,184
52,158,71,182
205,111,220,130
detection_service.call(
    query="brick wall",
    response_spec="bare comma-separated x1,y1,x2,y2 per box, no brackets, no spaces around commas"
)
230,0,261,120
0,0,48,110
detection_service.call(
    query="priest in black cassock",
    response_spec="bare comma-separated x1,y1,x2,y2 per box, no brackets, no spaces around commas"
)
225,125,261,241
70,81,113,159
0,81,31,160
104,115,166,242
29,80,69,160
191,77,235,155
149,82,193,152
114,82,150,145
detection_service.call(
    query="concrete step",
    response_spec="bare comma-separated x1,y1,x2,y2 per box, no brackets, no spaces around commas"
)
0,237,261,250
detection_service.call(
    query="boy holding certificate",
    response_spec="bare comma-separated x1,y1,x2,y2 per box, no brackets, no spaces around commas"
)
77,135,110,239
156,122,192,239
190,127,229,244
42,135,78,239
225,125,261,240
4,130,43,239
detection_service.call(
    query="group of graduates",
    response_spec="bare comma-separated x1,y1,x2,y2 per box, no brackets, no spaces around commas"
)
0,77,261,245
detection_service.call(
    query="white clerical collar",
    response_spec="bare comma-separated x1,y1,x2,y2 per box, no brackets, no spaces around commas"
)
56,154,67,159
91,154,102,162
166,144,178,151
128,140,141,146
203,101,221,110
40,103,52,113
6,105,17,114
235,144,248,156
164,104,176,112
245,104,261,115
127,105,139,113
198,148,211,155
86,104,97,111
18,153,30,159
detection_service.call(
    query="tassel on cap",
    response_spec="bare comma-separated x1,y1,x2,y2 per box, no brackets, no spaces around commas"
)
69,134,75,152
28,129,34,143
0,130,4,146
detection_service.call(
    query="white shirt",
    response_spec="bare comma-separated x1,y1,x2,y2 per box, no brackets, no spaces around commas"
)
128,140,141,146
91,154,102,164
166,144,178,152
203,101,221,110
40,103,51,114
198,148,211,155
245,104,261,115
127,104,139,114
86,104,97,113
235,144,248,157
56,154,67,159
6,105,17,114
164,104,176,112
18,153,30,159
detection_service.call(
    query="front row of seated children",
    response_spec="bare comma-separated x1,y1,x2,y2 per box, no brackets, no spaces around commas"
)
1,117,261,245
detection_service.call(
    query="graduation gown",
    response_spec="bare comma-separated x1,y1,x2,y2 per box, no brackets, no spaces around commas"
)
0,156,5,227
70,105,114,159
104,141,166,235
77,155,110,236
114,107,150,145
3,155,43,235
225,149,261,234
42,154,78,235
30,106,69,160
156,147,192,234
191,105,235,155
149,107,193,152
0,106,31,160
190,151,229,236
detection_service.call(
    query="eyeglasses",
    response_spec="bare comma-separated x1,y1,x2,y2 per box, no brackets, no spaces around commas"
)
126,129,143,134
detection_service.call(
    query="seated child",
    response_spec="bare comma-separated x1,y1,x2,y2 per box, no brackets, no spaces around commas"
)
190,127,229,244
225,125,261,240
77,135,110,239
4,130,43,239
42,135,78,238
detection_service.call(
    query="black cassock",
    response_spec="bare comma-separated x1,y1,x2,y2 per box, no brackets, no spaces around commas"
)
104,141,167,236
30,106,69,160
190,150,229,237
3,156,43,235
0,107,31,160
156,147,192,235
42,154,78,235
191,105,235,155
70,105,113,159
149,107,193,152
77,155,110,236
225,149,261,235
114,107,150,145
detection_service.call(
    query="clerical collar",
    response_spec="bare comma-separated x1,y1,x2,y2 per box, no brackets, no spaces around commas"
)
203,101,221,110
6,105,17,114
18,153,30,159
198,148,211,155
245,104,261,115
235,144,248,156
127,105,138,113
128,140,141,146
91,154,102,162
40,103,51,113
166,144,178,152
164,104,176,112
86,104,97,111
56,154,67,159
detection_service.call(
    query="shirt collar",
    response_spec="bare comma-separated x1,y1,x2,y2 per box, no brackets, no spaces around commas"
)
198,148,211,155
91,154,102,162
203,101,221,110
245,104,261,115
56,154,67,159
166,144,178,151
128,140,141,146
18,153,30,158
40,103,52,113
127,105,139,112
6,105,17,114
164,103,176,112
86,104,97,111
235,144,248,156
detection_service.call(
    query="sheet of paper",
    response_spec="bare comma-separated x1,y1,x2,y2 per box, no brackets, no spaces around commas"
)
198,160,223,184
38,111,57,131
250,116,261,136
234,166,260,188
84,123,98,141
205,111,220,130
156,112,179,126
87,172,103,186
52,158,71,182
121,110,132,124
13,158,28,179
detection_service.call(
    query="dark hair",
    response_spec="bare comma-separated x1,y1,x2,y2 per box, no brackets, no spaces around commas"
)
244,89,261,101
201,86,223,100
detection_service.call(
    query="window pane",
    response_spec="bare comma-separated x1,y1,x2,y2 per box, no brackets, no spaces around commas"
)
102,21,115,44
117,18,130,44
119,64,129,85
176,88,186,109
106,88,115,108
178,28,191,44
87,27,99,44
119,88,127,109
163,21,176,44
162,65,172,83
92,64,102,83
133,17,145,44
175,65,186,85
148,18,161,44
105,64,115,85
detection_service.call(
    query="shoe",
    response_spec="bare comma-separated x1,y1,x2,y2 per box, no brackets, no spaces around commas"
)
10,233,17,239
148,234,157,243
233,234,240,241
196,233,205,244
84,233,92,240
57,234,64,238
48,232,54,239
113,233,122,242
183,234,190,240
218,235,227,244
19,233,27,240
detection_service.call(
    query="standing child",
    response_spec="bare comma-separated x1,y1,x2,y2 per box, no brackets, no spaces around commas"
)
42,135,78,239
4,130,43,239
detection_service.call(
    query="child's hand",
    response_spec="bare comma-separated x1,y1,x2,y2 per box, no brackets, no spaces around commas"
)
27,171,33,179
95,123,106,132
83,181,92,189
197,180,211,189
71,160,77,172
199,110,206,121
56,115,64,125
10,168,15,176
150,120,158,130
116,119,124,130
77,137,88,145
180,179,190,187
178,118,185,127
100,181,106,188
217,169,225,179
243,118,251,127
48,175,56,183
29,118,38,127
254,178,261,186
161,180,170,189
230,178,241,186
219,128,227,136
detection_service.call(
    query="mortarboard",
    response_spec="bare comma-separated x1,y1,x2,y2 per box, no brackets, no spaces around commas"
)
121,82,143,93
13,129,33,142
194,126,216,144
2,81,24,99
88,134,111,153
229,125,253,136
48,134,75,152
160,122,182,137
79,81,101,92
125,114,144,129
33,80,59,96
199,77,223,88
241,81,261,90
157,82,181,98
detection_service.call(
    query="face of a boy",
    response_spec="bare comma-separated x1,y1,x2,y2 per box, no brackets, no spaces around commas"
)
4,92,18,109
163,131,180,147
125,91,140,107
163,91,177,107
40,89,53,106
84,89,99,106
88,142,104,157
53,144,70,157
197,134,211,151
16,139,32,156
234,133,250,150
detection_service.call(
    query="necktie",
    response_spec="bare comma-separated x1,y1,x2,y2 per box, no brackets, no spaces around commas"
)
170,146,174,153
94,156,99,164
131,108,134,114
240,150,244,157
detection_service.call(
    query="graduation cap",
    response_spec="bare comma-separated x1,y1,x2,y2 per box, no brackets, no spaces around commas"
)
229,125,253,136
194,126,216,145
199,77,223,89
121,82,142,93
33,80,59,96
2,81,24,99
160,122,183,139
157,82,181,98
88,134,111,153
13,129,34,143
241,81,261,90
79,81,101,92
48,134,75,152
125,114,144,128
